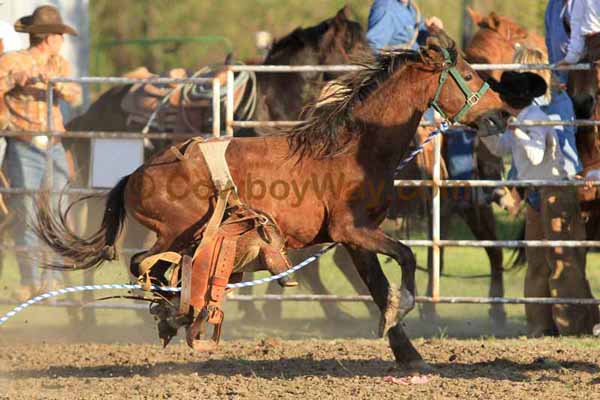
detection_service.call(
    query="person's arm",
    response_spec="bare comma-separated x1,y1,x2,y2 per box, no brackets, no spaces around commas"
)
564,0,586,63
366,3,394,51
512,126,547,166
545,0,556,62
51,56,82,106
0,53,31,93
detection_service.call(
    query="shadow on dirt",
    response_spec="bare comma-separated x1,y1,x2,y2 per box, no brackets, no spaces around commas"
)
0,315,528,345
9,357,599,381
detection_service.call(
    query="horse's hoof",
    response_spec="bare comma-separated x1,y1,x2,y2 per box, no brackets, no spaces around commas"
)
277,276,298,287
406,359,434,374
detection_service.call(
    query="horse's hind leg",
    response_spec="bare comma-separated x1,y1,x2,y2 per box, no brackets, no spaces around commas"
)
344,245,427,371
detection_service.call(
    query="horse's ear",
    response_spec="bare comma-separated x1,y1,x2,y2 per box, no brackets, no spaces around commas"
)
486,12,500,30
335,5,352,24
426,28,456,51
466,6,483,26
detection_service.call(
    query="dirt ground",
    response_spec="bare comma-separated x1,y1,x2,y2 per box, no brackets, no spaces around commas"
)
1,336,599,400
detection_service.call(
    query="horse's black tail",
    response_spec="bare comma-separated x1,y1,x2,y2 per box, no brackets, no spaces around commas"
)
34,175,130,270
505,218,527,271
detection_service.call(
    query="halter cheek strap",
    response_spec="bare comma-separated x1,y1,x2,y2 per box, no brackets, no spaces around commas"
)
428,48,490,124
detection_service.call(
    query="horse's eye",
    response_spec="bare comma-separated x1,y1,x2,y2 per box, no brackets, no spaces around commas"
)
465,74,473,81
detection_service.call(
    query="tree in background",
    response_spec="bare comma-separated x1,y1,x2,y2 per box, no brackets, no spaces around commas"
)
90,0,547,76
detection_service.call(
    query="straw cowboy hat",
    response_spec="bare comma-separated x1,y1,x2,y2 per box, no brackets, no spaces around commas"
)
14,5,78,36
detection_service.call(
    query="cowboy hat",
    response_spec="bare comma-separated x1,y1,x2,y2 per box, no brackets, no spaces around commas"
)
14,5,78,36
488,71,547,108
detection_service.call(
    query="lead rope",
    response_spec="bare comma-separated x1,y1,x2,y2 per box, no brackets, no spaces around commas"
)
0,243,337,327
395,121,450,174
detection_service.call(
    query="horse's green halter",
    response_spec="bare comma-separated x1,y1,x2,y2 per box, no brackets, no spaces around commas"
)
428,48,490,124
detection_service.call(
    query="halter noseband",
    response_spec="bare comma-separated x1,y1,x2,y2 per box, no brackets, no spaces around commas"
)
428,48,490,124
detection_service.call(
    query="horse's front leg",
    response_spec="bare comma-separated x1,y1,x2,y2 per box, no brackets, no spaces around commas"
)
343,244,427,371
331,224,417,318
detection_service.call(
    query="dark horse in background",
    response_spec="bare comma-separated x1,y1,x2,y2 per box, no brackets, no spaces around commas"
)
62,6,366,324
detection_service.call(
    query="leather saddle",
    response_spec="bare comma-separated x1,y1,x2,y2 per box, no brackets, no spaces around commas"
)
182,205,293,351
147,204,294,351
120,66,249,133
140,138,295,351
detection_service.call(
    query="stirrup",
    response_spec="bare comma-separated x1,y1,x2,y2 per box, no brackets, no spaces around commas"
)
185,306,224,352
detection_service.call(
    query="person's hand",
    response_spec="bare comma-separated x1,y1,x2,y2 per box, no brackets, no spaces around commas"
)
38,71,51,83
556,59,571,66
11,70,31,86
576,174,596,190
425,17,444,31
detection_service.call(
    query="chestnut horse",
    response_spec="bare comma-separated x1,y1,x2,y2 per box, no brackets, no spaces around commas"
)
35,32,504,370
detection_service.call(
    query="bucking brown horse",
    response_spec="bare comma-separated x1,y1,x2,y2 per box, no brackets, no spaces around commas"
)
35,31,505,370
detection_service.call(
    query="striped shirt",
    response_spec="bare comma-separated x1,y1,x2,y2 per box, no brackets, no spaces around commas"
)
0,49,81,137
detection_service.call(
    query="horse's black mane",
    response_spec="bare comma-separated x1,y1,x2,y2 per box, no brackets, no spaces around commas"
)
266,13,364,64
287,33,458,160
266,22,330,63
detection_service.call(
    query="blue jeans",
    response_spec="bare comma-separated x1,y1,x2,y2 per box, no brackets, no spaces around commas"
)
5,139,69,286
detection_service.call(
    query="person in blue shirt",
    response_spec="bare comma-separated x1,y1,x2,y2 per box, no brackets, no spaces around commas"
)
367,0,443,51
545,0,572,85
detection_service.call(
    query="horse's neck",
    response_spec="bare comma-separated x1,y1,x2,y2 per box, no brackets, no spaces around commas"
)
259,45,323,117
352,67,433,169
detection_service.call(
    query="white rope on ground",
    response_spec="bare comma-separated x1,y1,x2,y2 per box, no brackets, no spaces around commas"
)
0,243,337,327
